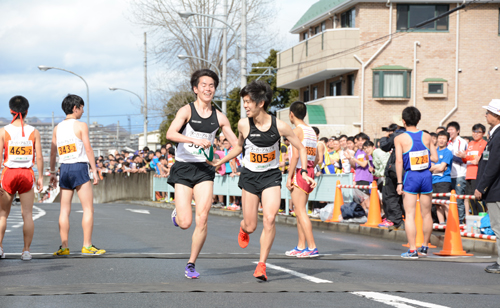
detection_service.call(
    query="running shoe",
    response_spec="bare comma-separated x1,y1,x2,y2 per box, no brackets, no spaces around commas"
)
401,249,418,259
185,263,200,279
253,262,267,281
81,245,106,255
285,246,305,256
53,246,70,256
378,219,394,228
21,251,32,261
238,227,249,248
171,208,179,227
0,247,4,259
417,245,429,256
297,248,319,258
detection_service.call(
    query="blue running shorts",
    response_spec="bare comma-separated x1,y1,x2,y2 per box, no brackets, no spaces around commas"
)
59,163,91,190
403,170,433,195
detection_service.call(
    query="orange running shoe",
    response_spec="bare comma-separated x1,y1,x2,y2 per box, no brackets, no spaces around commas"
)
253,262,267,281
238,227,249,248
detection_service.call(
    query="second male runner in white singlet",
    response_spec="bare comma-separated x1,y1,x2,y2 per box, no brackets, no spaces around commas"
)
211,81,316,281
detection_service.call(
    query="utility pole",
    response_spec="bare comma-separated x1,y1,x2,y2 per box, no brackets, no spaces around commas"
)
144,32,148,150
116,121,120,149
222,0,227,114
240,0,247,119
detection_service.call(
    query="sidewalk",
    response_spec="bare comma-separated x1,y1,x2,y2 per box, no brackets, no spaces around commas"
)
127,200,498,256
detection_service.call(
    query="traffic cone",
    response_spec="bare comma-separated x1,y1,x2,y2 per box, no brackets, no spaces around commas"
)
434,191,473,256
403,198,436,248
361,181,382,227
326,180,343,222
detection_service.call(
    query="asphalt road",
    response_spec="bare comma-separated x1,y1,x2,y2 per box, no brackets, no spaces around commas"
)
1,202,499,308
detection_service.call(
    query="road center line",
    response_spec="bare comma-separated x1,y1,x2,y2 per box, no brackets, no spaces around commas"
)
252,261,332,284
351,292,450,308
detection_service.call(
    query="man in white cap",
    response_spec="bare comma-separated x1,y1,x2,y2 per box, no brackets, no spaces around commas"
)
475,99,500,274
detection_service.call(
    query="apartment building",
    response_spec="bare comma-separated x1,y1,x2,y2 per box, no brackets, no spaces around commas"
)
276,0,500,139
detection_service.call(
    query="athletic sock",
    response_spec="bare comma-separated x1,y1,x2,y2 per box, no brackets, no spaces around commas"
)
187,262,195,266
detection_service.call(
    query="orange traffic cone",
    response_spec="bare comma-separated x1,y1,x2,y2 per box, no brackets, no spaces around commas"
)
326,180,343,222
434,191,473,256
403,199,436,248
361,181,382,227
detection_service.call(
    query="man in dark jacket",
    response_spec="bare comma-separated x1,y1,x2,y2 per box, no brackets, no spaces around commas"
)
380,123,406,229
475,99,500,274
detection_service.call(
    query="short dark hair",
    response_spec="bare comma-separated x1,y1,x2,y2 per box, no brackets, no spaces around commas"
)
190,69,219,92
388,124,399,132
312,126,320,136
320,137,328,143
339,134,348,140
155,149,161,154
143,147,150,152
347,137,355,142
437,130,450,141
402,107,421,127
363,140,374,148
159,155,167,161
62,94,84,115
446,121,460,133
168,147,176,155
357,133,370,142
422,130,430,134
9,95,29,118
436,126,446,132
430,132,437,138
472,123,485,133
240,80,273,110
290,101,307,120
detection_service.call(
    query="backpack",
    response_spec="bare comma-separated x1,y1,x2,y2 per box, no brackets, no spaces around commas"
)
341,202,366,220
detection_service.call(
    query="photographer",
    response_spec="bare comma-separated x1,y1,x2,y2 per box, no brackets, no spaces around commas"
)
380,122,406,230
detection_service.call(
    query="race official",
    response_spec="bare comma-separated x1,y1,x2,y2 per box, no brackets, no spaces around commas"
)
475,99,500,274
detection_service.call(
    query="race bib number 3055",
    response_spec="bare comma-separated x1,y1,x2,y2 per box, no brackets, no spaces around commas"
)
409,150,429,171
250,151,276,163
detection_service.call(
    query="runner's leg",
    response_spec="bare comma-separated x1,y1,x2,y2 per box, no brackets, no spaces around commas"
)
402,193,418,250
189,181,213,264
292,188,315,249
419,193,433,246
76,181,93,247
59,188,74,248
259,186,281,263
174,183,194,230
19,189,35,252
241,189,259,234
295,215,306,249
0,190,14,249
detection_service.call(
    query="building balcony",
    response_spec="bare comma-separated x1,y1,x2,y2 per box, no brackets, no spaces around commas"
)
277,28,360,89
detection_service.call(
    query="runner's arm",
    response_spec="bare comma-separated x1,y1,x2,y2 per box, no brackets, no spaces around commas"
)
49,127,58,187
166,105,210,149
79,123,99,184
315,142,324,168
287,126,302,175
217,110,238,147
0,128,4,168
211,119,245,167
34,129,44,190
395,135,404,193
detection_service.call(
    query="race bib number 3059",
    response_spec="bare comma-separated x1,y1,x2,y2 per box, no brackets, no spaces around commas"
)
409,150,429,171
250,151,276,163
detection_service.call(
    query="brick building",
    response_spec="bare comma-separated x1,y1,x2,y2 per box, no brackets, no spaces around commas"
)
276,0,500,139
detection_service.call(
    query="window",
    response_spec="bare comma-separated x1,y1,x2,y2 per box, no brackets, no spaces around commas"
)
347,75,355,96
304,90,310,102
428,83,443,94
373,71,411,98
315,26,320,35
341,8,356,28
313,87,318,100
397,4,449,31
321,21,326,32
329,81,341,96
303,32,308,40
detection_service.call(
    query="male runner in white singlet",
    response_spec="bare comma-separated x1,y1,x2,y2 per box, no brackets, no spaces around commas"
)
212,81,316,281
0,96,44,260
166,69,237,279
50,95,104,256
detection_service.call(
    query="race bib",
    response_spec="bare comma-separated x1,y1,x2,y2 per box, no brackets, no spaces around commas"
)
8,140,33,162
409,150,429,171
466,151,478,164
250,151,276,164
357,154,365,162
58,141,78,161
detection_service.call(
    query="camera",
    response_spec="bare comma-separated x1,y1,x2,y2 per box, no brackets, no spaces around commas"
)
382,127,388,132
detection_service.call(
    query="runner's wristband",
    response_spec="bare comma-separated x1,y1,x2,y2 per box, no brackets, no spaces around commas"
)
300,169,307,175
397,183,403,185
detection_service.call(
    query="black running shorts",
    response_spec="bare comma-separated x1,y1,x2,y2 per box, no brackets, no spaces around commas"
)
167,161,215,188
238,167,282,199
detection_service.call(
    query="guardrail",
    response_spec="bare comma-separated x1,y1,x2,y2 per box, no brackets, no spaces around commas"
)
153,173,354,214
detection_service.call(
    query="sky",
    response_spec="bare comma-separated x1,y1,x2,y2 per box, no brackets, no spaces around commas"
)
0,0,309,133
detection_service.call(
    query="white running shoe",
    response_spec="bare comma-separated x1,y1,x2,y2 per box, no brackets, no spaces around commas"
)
0,247,4,259
21,251,32,261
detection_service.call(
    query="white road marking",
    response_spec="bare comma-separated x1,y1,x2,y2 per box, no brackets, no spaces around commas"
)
126,209,150,214
252,261,332,284
5,205,46,233
76,210,84,213
352,292,450,308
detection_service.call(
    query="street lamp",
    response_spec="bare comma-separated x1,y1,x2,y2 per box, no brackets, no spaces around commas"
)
109,87,147,149
38,65,90,125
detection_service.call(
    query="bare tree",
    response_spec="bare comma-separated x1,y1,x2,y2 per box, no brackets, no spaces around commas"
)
130,0,276,88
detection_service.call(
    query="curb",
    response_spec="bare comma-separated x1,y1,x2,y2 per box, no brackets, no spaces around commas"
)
126,200,498,256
